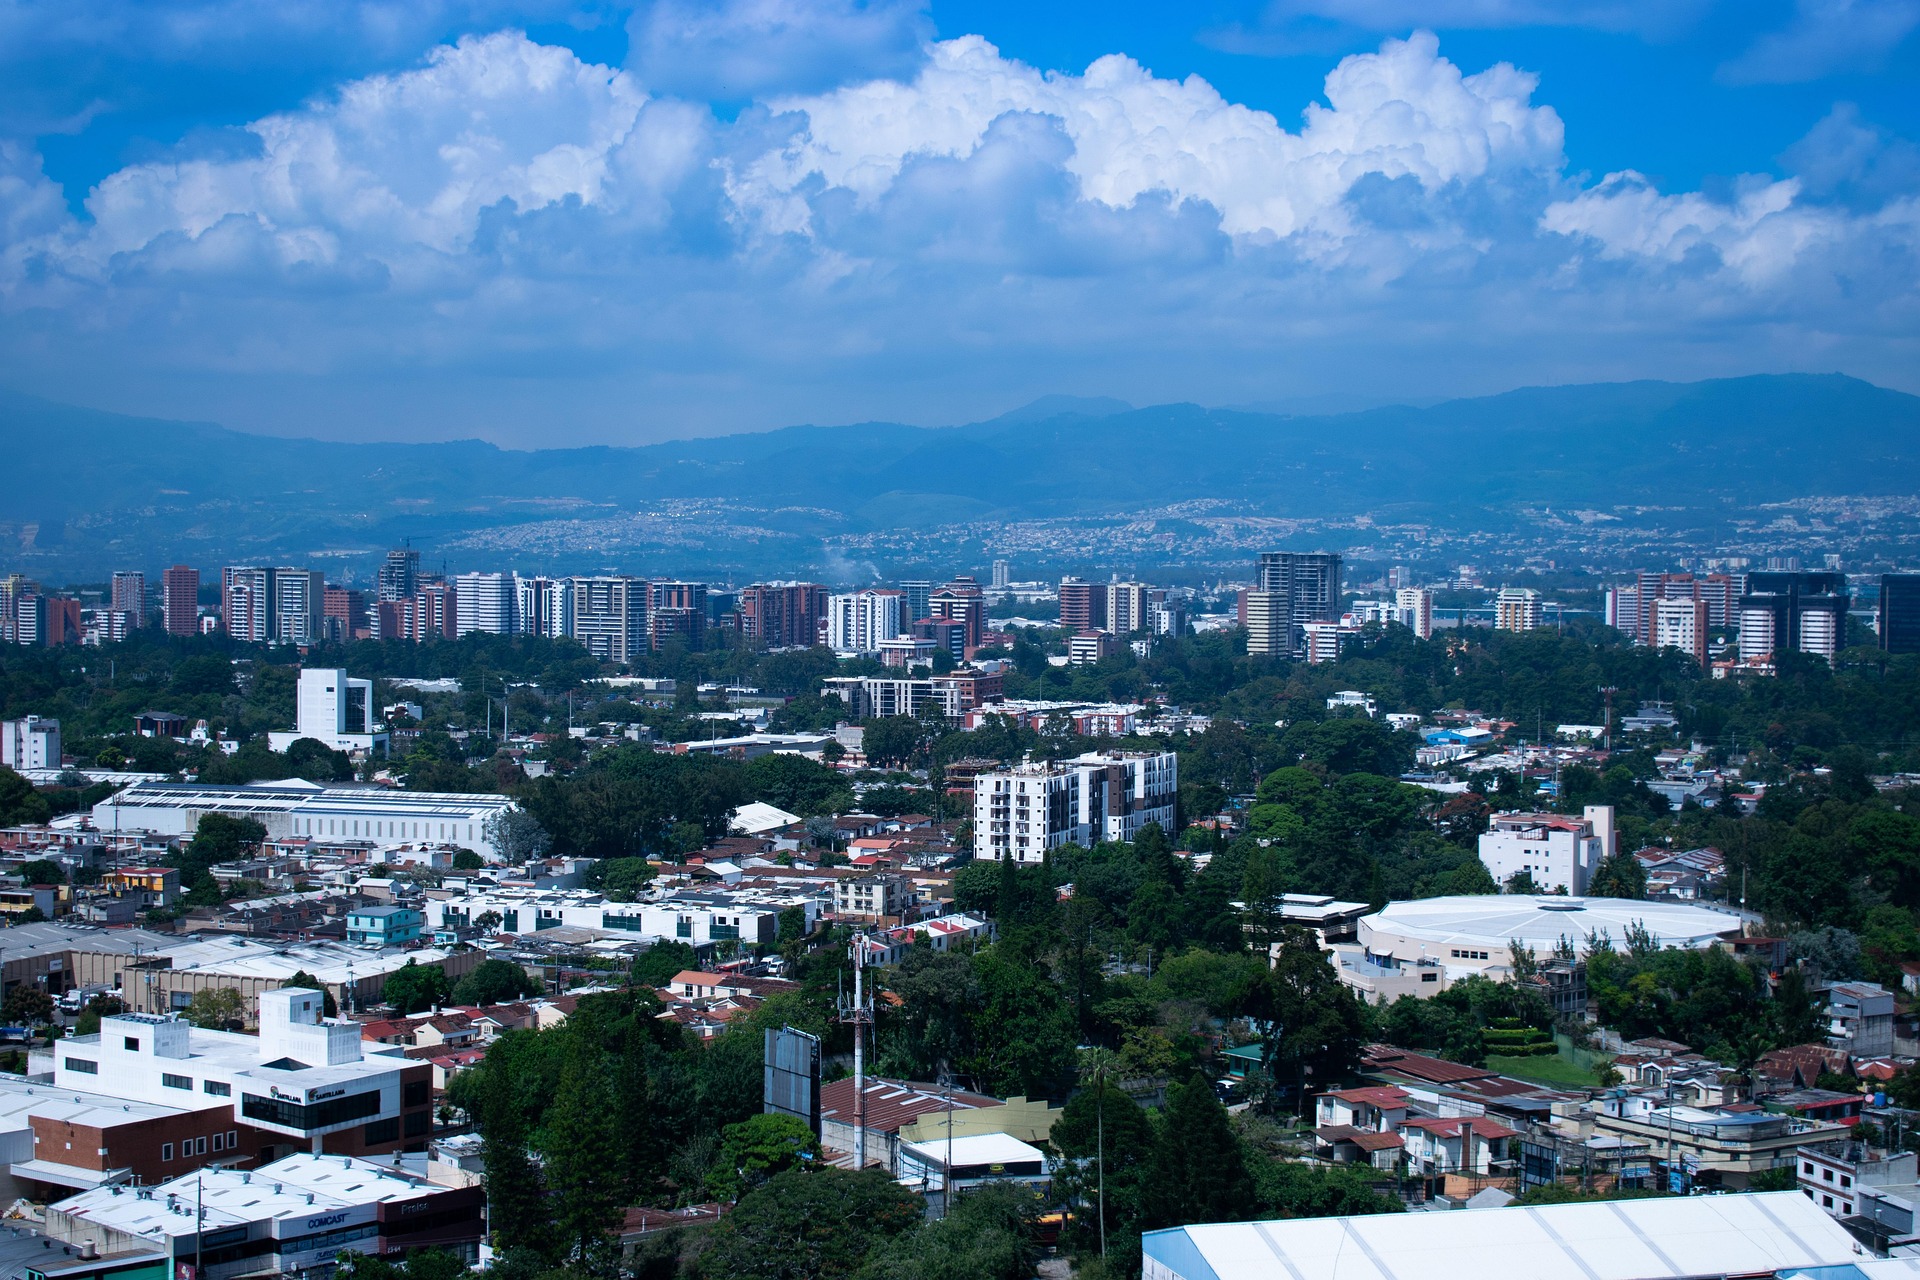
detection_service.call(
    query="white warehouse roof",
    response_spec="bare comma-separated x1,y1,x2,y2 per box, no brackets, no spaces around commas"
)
1141,1191,1857,1280
1361,895,1742,955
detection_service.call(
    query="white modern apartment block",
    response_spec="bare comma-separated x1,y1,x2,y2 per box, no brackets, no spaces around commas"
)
272,568,325,645
1106,582,1154,635
268,668,385,755
571,576,649,663
1494,588,1542,633
1653,597,1708,665
1476,805,1616,895
1395,587,1434,639
426,886,817,945
54,988,422,1155
515,575,573,639
1798,608,1842,663
1,715,60,770
453,573,515,636
1737,605,1777,662
222,567,273,643
827,590,903,654
973,750,1178,863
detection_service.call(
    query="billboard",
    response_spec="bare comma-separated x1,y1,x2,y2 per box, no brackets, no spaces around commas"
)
764,1026,821,1134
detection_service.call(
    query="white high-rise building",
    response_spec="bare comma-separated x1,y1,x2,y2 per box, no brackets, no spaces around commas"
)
828,590,903,654
571,576,649,662
1105,582,1154,634
269,668,386,755
1494,588,1542,633
1,716,60,770
973,750,1178,864
454,573,516,636
1653,597,1708,665
1738,606,1777,662
1395,587,1434,639
272,568,325,644
1798,608,1842,663
110,571,146,626
515,575,573,639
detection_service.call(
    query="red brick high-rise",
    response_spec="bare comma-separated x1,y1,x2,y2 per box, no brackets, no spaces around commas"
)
161,565,200,637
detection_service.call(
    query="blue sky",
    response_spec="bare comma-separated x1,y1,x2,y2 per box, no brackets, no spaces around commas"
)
0,0,1916,446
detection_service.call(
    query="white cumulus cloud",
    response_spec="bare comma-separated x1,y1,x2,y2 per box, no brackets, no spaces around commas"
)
74,31,648,267
735,31,1564,245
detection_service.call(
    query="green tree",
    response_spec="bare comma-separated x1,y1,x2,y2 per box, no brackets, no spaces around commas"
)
14,859,63,885
184,986,245,1030
1141,1074,1256,1230
479,1061,551,1258
1048,1074,1154,1263
706,1113,822,1201
451,960,539,1008
484,809,552,864
335,1248,472,1280
1244,930,1365,1111
545,1042,624,1259
383,960,452,1014
0,769,51,828
861,717,923,770
597,857,658,902
1587,853,1647,900
855,1181,1039,1280
452,849,485,871
695,1169,923,1280
2,986,53,1026
631,941,699,989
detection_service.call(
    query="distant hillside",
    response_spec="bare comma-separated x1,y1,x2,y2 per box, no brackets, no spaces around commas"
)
2,373,1915,576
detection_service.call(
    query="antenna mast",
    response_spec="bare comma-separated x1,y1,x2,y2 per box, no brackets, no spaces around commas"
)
839,933,873,1170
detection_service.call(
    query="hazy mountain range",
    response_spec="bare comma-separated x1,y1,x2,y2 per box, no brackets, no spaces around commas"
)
3,373,1916,580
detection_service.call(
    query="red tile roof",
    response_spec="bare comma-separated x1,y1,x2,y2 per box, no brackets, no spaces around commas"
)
1402,1116,1517,1141
1364,1045,1496,1084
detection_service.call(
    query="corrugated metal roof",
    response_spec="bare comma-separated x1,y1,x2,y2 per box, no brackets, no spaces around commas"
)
819,1076,1001,1135
1142,1191,1858,1280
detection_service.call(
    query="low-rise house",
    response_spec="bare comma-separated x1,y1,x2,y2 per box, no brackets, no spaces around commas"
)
1825,982,1896,1058
346,905,425,947
1796,1138,1916,1229
1399,1116,1517,1176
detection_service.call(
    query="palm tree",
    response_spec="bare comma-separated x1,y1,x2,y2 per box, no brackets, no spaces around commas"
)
1078,1047,1122,1259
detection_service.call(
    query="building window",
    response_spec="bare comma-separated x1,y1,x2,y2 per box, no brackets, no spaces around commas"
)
162,1074,192,1090
363,1117,401,1145
1823,1195,1834,1209
403,1080,430,1108
204,1081,231,1097
64,1058,97,1074
1803,1162,1815,1174
242,1090,382,1131
161,1143,173,1161
211,1133,224,1152
1823,1169,1833,1182
1842,1175,1852,1189
227,1131,237,1148
124,1037,140,1051
404,1111,430,1137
